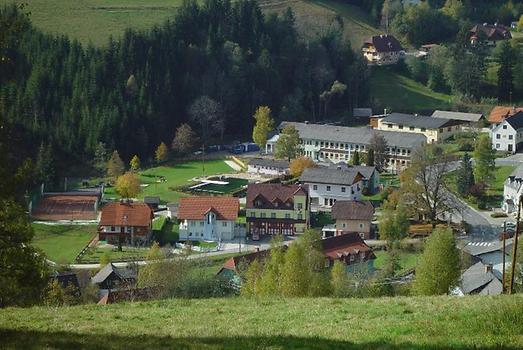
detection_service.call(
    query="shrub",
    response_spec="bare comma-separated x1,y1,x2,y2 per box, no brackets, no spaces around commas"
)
491,212,508,218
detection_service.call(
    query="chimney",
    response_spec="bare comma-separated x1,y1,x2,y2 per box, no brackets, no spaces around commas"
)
383,108,388,115
485,263,493,274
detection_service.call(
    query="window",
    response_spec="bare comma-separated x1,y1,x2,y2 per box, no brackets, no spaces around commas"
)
398,125,403,129
359,223,364,229
111,226,115,231
341,187,346,193
222,221,228,227
260,213,266,218
324,198,329,205
200,221,204,226
503,125,507,129
387,124,392,128
496,134,501,139
342,223,346,228
271,213,276,219
439,128,443,133
326,185,331,191
409,126,414,131
190,221,196,227
285,213,291,219
421,128,426,132
496,143,500,148
250,212,256,218
297,214,303,220
509,135,513,140
447,127,451,132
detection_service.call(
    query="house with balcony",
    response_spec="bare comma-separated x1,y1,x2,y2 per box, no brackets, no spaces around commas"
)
362,34,403,65
300,165,364,209
491,111,523,153
376,113,463,144
178,196,240,242
322,233,376,273
265,122,426,173
98,200,154,246
246,183,309,240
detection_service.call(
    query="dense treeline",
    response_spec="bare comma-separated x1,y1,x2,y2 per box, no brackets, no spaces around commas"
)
0,1,368,163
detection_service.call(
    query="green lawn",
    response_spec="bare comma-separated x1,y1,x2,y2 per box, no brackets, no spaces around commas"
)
374,250,421,276
77,246,150,264
1,0,186,46
31,224,96,264
370,67,453,114
1,296,523,349
104,159,235,204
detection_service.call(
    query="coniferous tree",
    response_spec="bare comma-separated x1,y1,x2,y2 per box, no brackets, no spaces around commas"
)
456,152,474,195
130,155,140,172
366,149,375,166
496,40,516,101
473,134,496,184
352,150,361,165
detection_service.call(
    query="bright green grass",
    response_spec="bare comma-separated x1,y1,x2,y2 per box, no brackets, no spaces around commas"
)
1,0,185,46
1,295,523,349
77,246,150,264
154,220,179,245
370,67,453,114
31,224,96,263
152,216,167,231
374,250,420,276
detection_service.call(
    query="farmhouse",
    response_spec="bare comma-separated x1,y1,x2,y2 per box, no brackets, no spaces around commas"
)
247,158,289,176
502,165,523,213
455,262,503,296
330,200,374,239
362,34,403,65
300,165,364,209
246,183,309,240
98,200,154,246
376,113,463,143
178,196,240,241
491,111,523,153
469,23,512,46
266,122,426,172
431,110,484,126
322,233,376,273
488,106,523,126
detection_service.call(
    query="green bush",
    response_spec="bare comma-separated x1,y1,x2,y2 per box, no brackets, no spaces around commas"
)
490,212,508,218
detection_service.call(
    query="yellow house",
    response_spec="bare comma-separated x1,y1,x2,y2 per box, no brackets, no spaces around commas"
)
376,113,463,144
246,183,309,240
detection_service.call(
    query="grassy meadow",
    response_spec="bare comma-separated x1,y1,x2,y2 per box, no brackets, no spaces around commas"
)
31,224,97,263
374,250,420,276
1,295,523,349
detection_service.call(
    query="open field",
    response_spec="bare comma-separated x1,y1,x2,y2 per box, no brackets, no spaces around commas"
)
374,250,420,276
31,224,96,263
370,67,453,114
1,295,523,349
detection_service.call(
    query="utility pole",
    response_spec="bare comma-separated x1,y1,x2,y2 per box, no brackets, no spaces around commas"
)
502,221,506,292
509,197,521,294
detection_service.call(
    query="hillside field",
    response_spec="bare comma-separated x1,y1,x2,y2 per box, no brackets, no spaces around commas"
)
1,295,522,349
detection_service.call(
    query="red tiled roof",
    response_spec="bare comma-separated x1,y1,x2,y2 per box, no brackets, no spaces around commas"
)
99,201,153,227
331,200,374,221
246,183,307,209
322,233,375,261
178,196,239,221
488,106,523,124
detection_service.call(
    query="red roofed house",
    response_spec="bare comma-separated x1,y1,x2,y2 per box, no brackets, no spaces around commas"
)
178,196,239,241
216,248,273,288
246,183,309,240
98,200,154,246
322,233,376,273
488,106,523,126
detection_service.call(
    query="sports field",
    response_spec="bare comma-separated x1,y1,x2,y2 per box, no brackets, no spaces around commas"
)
32,194,98,221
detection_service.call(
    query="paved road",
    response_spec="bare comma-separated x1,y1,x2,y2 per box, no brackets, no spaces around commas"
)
495,154,523,166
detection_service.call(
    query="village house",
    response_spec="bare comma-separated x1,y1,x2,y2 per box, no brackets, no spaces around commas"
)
328,200,375,239
454,262,503,296
350,165,380,194
300,165,364,209
247,158,289,176
469,23,512,46
178,196,240,242
431,110,485,127
91,263,137,291
217,248,275,288
376,113,463,143
266,122,426,173
462,239,514,281
502,165,523,213
362,34,403,65
246,183,309,240
488,106,523,126
322,233,376,273
143,196,160,210
98,200,154,246
491,111,523,153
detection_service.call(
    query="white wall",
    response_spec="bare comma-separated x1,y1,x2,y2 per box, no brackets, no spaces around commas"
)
179,219,236,241
492,122,522,153
247,164,287,176
307,180,363,208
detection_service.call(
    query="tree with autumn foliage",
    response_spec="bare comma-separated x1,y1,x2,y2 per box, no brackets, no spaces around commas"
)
252,106,275,151
130,155,140,172
115,172,141,198
155,142,169,163
289,157,316,177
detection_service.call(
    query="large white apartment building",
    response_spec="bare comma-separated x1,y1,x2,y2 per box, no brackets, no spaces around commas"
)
266,122,426,172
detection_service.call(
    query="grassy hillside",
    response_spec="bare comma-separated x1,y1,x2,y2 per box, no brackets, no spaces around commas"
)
1,295,523,349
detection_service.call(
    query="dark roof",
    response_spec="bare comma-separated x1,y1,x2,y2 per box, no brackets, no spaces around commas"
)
300,167,363,186
381,113,453,129
249,158,289,169
321,233,376,262
99,201,153,227
279,122,427,150
353,108,372,118
178,196,239,221
218,248,283,275
91,263,137,284
364,34,403,52
329,164,376,179
143,196,160,204
246,183,307,209
331,200,374,221
463,238,513,256
49,272,80,291
460,262,503,295
431,110,484,123
470,24,511,41
504,111,523,130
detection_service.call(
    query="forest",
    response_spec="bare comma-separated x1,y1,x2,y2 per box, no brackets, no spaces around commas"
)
0,1,368,165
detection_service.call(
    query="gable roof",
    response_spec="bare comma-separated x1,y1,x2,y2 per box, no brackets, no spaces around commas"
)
248,158,289,169
364,34,403,52
219,248,278,275
99,201,153,227
300,167,363,186
246,183,307,209
348,165,377,179
431,110,483,123
279,122,427,149
463,238,514,257
488,106,523,124
91,263,137,284
504,111,523,130
321,233,376,261
331,200,374,221
470,23,511,41
460,262,502,295
177,196,239,221
381,113,453,129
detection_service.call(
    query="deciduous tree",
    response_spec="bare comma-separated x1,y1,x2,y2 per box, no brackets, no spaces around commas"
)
289,156,316,177
155,142,169,163
330,260,350,297
172,123,197,155
413,228,460,295
107,150,125,179
275,125,300,161
189,95,225,143
370,133,388,172
252,106,275,151
130,155,140,172
115,172,141,198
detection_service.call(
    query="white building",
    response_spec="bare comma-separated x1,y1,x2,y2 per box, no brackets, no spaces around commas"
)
178,197,239,241
266,122,426,173
491,111,523,153
247,158,289,176
502,165,523,213
300,165,364,209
